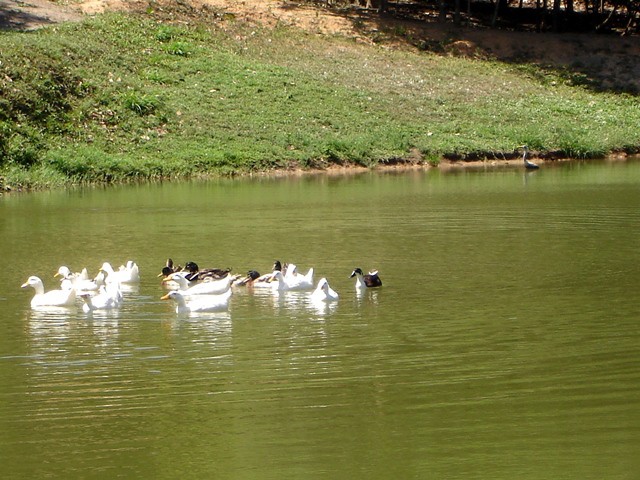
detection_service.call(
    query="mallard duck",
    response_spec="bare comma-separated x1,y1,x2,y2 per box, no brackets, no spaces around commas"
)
183,261,232,282
158,258,189,290
233,270,262,287
99,261,140,284
311,278,339,302
157,258,182,278
350,268,382,289
164,272,236,295
521,145,540,170
234,260,284,287
161,289,232,314
80,285,121,313
21,275,77,308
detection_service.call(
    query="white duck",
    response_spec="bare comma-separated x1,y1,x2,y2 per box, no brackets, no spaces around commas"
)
284,263,314,285
99,261,140,284
164,272,234,296
310,278,339,302
21,276,77,308
161,289,232,314
271,269,314,292
55,266,99,293
80,285,121,313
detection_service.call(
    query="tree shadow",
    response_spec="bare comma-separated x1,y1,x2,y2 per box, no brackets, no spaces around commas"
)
289,1,640,95
0,1,80,31
1,3,53,30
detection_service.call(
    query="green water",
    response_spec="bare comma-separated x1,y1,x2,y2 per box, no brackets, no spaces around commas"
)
1,160,639,479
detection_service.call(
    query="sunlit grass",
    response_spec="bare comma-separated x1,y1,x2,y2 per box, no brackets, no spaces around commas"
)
0,12,639,188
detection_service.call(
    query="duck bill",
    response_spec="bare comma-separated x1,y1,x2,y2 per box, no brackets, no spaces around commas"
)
160,293,172,300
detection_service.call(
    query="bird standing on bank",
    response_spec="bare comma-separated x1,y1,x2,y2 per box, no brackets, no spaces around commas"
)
521,145,540,170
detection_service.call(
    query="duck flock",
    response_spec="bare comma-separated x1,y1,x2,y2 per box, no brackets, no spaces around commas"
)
20,259,383,314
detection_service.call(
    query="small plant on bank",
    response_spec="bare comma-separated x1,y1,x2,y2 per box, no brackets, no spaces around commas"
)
155,25,180,42
165,41,193,56
122,92,159,116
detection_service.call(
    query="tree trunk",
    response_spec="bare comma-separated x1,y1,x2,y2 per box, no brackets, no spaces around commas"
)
566,0,574,14
491,0,500,27
622,8,638,36
552,0,561,31
439,0,447,22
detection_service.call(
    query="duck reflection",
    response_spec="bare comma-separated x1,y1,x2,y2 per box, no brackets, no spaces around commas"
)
87,315,120,348
269,289,309,313
309,296,338,316
27,306,76,325
119,284,140,295
168,311,233,348
180,310,232,323
356,286,381,305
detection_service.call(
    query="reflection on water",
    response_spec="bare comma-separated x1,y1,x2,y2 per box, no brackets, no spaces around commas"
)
309,296,339,316
1,161,640,479
28,306,77,321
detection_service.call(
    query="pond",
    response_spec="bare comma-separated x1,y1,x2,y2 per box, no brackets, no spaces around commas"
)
1,160,639,479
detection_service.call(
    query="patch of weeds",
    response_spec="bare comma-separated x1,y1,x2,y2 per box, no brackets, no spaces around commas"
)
166,41,193,56
155,25,181,42
416,38,446,54
322,139,352,163
145,68,174,85
425,152,441,166
392,25,408,37
122,92,159,116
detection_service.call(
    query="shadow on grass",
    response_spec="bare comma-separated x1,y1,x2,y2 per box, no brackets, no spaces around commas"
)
0,0,79,31
289,1,640,96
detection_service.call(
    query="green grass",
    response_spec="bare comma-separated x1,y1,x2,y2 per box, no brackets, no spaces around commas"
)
1,11,639,189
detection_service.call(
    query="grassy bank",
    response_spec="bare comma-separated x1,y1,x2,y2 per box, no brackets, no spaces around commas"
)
1,10,639,189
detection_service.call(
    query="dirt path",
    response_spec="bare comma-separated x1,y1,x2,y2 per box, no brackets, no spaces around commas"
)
0,0,367,32
0,0,82,29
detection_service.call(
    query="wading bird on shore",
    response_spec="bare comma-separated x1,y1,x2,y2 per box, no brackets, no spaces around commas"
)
521,145,540,170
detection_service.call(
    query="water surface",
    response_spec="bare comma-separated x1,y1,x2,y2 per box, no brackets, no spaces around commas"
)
1,160,639,479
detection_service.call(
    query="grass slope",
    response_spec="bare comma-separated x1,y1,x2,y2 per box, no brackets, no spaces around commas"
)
1,11,639,188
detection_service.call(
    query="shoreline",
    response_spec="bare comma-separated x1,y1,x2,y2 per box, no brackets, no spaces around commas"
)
2,153,637,194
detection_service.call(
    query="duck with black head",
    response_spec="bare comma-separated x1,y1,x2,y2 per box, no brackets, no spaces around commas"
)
183,261,232,282
349,268,382,289
234,260,284,287
158,258,183,279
